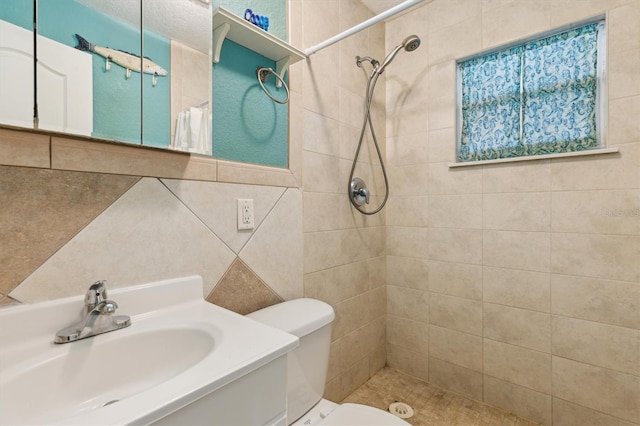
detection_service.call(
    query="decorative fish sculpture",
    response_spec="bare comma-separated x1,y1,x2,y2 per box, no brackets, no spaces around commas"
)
74,34,167,81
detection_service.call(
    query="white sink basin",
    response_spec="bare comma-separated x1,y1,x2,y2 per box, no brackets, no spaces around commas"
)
0,276,298,425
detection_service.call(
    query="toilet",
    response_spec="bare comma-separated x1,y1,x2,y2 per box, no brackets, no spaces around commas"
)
247,299,410,426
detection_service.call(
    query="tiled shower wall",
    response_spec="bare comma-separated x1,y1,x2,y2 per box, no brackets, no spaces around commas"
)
384,0,640,425
291,0,389,401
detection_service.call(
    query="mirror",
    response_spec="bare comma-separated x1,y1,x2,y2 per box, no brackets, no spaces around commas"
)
0,0,290,169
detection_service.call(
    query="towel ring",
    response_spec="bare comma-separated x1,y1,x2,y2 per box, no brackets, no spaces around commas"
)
256,67,289,104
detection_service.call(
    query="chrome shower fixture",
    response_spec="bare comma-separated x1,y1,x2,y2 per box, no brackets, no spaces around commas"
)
375,35,421,75
348,35,422,215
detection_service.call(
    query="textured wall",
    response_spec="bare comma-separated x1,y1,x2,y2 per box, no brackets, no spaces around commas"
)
383,1,640,425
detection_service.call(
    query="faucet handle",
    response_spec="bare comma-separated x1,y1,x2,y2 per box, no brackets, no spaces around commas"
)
85,280,108,309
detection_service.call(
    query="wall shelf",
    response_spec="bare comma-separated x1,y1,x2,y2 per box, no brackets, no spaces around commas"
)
213,7,305,85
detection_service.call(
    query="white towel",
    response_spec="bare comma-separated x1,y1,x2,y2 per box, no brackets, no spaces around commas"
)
172,107,212,155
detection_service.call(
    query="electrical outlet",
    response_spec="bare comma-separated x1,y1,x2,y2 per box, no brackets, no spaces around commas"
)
237,199,254,230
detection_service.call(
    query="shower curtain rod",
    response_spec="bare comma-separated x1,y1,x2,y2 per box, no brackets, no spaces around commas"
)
304,0,426,57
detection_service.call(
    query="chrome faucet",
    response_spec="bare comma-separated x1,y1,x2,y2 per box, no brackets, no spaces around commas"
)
54,280,131,344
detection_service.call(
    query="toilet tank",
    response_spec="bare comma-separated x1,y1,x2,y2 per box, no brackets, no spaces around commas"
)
247,299,335,424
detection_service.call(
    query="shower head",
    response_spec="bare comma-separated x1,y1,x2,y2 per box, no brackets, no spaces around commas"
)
402,35,421,52
375,35,421,75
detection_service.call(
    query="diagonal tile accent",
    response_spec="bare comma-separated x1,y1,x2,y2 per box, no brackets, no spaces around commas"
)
162,179,286,253
206,258,283,315
240,188,303,300
0,165,139,296
11,178,236,303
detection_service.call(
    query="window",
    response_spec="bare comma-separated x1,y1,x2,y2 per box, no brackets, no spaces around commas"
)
457,20,605,163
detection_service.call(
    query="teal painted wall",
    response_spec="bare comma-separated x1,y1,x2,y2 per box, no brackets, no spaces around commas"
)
1,0,170,146
213,40,288,168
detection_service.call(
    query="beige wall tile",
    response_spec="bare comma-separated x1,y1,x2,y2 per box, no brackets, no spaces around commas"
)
387,255,429,290
551,233,640,282
303,67,341,121
207,259,282,315
387,314,429,354
428,93,456,132
482,0,551,49
609,48,640,100
429,260,483,300
483,230,551,272
551,274,640,329
429,356,484,400
303,110,340,157
429,162,483,194
483,193,551,232
0,129,49,168
484,339,552,394
162,180,285,254
303,151,341,193
429,293,483,336
339,326,373,370
340,356,371,399
550,143,640,191
304,268,342,306
303,192,342,232
388,164,430,196
386,196,429,227
428,228,483,264
483,160,551,193
386,226,428,258
484,375,552,426
608,1,640,53
609,96,640,145
552,316,640,375
385,77,429,137
484,303,551,352
428,127,456,163
552,356,640,423
52,137,218,182
240,189,304,301
552,397,638,426
429,325,483,372
386,133,430,166
429,194,483,229
302,0,339,50
304,230,343,273
0,167,138,296
387,285,429,323
387,343,429,383
428,16,483,65
551,190,640,235
427,0,482,33
10,178,236,302
483,266,551,312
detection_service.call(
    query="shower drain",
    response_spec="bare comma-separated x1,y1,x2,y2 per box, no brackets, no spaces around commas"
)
103,400,119,407
388,401,414,419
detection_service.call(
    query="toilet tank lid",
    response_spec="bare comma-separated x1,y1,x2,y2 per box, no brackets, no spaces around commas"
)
247,298,335,338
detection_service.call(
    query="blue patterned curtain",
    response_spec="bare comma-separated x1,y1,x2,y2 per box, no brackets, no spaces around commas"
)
459,23,600,162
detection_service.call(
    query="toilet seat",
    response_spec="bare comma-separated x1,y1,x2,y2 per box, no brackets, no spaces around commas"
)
317,403,410,426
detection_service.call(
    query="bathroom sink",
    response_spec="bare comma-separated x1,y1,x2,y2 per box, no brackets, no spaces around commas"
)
0,276,298,425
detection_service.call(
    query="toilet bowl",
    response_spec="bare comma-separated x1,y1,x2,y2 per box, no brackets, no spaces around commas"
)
247,299,410,426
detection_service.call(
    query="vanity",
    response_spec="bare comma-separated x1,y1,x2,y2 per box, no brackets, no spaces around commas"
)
0,276,298,425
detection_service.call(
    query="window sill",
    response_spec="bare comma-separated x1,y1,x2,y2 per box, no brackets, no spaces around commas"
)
448,147,619,168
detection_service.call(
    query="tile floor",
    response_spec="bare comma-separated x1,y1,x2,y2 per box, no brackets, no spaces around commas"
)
342,367,540,425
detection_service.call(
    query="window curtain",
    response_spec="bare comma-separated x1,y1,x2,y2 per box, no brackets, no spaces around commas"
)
458,23,600,162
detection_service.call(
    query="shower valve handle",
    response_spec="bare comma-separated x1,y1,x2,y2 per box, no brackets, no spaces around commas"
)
350,178,370,206
357,187,370,204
